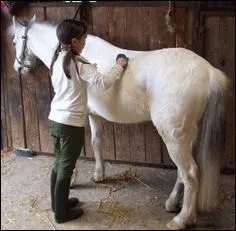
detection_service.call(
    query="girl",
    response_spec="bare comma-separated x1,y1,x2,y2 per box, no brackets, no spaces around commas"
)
49,19,128,224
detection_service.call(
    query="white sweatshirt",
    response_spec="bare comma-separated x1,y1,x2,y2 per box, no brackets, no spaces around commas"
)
48,51,124,127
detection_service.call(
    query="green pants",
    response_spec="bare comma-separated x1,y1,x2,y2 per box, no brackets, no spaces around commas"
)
49,120,84,181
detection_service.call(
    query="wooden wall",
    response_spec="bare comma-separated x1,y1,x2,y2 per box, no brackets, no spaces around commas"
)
200,11,235,171
1,2,235,171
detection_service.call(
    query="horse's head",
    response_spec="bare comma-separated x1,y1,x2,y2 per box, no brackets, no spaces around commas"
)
10,15,38,74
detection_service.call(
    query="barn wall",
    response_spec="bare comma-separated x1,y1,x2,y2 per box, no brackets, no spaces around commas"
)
200,11,235,172
1,2,235,172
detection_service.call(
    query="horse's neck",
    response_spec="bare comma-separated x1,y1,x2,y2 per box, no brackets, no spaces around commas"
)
29,23,58,68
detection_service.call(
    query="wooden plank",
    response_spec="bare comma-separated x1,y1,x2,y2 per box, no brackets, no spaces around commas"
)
89,6,116,160
140,6,162,164
7,75,25,148
14,5,45,152
28,7,53,153
101,120,116,160
129,123,145,163
34,66,53,153
45,6,76,22
1,74,7,149
3,17,25,148
175,7,186,47
124,6,146,163
91,6,109,38
21,73,40,150
184,8,194,49
107,6,126,47
145,122,162,164
203,16,220,67
105,6,131,162
199,14,235,171
1,21,12,149
114,123,131,161
218,16,235,170
30,1,203,8
141,6,160,50
124,6,145,50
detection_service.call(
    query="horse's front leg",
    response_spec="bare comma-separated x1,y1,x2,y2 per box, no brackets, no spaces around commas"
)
88,115,105,182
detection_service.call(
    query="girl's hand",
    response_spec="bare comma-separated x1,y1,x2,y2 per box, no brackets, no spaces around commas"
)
116,58,127,68
116,54,129,68
92,63,97,69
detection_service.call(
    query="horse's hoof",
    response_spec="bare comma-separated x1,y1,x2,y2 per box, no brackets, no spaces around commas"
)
70,184,76,189
92,173,104,183
70,181,77,189
165,199,181,213
166,220,185,230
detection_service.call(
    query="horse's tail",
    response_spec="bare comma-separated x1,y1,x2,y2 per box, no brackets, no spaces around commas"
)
193,67,231,212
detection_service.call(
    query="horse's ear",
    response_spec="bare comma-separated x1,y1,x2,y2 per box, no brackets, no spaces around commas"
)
30,15,36,23
12,15,16,28
12,15,21,29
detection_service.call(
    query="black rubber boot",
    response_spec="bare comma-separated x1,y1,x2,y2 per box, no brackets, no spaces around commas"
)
50,171,79,212
54,178,83,224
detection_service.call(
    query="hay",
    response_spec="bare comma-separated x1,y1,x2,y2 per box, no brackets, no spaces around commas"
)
95,167,154,227
103,167,152,189
36,212,56,230
105,167,137,182
97,197,128,227
5,212,16,225
28,196,55,229
1,148,13,155
134,176,151,188
29,196,39,209
96,190,129,228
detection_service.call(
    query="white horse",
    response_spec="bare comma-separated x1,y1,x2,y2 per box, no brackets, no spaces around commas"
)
9,15,231,230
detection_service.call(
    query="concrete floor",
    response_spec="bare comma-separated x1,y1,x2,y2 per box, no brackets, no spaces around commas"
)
1,151,235,230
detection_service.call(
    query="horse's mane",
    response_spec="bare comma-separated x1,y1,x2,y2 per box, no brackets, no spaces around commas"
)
37,20,58,28
8,19,130,52
9,19,105,43
8,20,57,37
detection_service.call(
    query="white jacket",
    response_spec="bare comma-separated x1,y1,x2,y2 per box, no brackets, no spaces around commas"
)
48,51,124,127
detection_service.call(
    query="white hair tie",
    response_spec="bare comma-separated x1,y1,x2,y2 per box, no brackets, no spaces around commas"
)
61,44,71,52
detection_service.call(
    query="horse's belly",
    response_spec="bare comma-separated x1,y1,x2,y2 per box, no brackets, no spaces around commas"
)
87,88,150,123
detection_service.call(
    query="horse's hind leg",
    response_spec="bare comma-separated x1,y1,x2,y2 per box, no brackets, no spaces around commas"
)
88,115,105,182
165,140,199,230
165,169,184,212
152,111,199,229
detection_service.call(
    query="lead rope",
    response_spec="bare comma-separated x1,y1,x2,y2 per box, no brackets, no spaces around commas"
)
72,5,80,20
165,0,176,33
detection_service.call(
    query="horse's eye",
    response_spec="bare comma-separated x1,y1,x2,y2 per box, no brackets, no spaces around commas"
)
13,42,16,46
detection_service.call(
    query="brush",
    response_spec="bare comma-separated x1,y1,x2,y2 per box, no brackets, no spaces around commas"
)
14,148,33,157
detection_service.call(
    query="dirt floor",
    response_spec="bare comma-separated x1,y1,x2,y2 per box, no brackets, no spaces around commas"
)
1,150,235,230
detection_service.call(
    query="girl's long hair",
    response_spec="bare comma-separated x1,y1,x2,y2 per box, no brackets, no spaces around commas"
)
50,20,88,79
